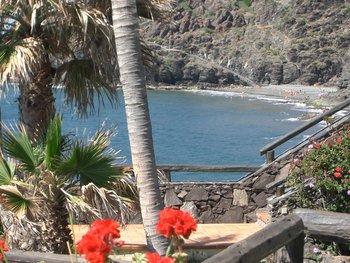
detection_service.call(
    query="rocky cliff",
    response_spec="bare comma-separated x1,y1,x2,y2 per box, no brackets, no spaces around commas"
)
142,0,350,89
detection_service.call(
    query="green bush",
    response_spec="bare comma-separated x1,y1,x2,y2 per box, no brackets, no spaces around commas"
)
288,134,350,213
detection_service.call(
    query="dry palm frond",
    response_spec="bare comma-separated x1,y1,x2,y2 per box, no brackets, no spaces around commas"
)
0,38,47,85
65,183,134,224
0,185,38,220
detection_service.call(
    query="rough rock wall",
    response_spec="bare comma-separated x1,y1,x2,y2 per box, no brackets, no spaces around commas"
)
158,165,283,223
143,0,350,88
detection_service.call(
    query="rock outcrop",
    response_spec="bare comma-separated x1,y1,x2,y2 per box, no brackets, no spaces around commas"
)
143,0,350,88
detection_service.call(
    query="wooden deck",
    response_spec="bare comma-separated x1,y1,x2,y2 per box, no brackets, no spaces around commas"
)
72,223,262,250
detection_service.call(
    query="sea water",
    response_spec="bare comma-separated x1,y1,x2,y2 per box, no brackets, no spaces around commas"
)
0,87,325,181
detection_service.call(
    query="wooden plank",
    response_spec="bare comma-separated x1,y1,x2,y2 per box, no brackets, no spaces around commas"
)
5,249,86,263
293,208,350,243
202,214,304,263
260,98,350,155
116,164,260,173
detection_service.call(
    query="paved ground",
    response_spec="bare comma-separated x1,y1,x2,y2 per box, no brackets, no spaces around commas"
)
72,223,262,250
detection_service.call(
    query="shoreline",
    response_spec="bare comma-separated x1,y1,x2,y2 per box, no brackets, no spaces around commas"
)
148,84,341,108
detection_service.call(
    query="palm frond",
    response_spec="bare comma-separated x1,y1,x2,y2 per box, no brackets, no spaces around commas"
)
44,116,63,171
61,188,102,221
0,158,16,185
0,185,37,219
80,183,133,224
55,59,118,115
1,125,41,173
58,142,119,187
0,38,47,85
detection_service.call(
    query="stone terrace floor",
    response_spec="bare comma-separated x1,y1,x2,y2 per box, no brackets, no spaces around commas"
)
72,223,262,250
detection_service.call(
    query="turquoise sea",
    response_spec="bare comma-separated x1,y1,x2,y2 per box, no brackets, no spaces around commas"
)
0,87,325,181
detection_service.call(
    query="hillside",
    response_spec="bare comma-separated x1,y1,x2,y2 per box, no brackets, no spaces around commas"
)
142,0,350,90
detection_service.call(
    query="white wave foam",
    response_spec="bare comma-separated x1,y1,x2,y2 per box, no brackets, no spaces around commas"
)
264,136,280,140
281,118,300,122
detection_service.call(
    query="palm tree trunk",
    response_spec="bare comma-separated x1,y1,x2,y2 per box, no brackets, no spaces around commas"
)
18,55,55,141
111,0,168,255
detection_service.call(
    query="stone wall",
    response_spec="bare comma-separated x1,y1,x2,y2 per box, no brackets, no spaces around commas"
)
159,170,280,223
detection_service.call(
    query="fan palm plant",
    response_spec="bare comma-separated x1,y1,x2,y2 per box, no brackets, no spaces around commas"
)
0,116,137,253
0,0,170,141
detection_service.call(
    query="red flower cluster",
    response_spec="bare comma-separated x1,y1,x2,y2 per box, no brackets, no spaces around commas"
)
157,208,197,239
0,240,8,261
77,219,124,263
146,252,174,263
334,167,342,178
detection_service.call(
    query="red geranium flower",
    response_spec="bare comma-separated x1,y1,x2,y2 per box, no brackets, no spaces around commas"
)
90,219,121,244
146,252,174,263
157,208,197,239
0,240,8,261
334,172,342,178
77,233,111,263
335,167,341,172
337,137,343,144
77,219,123,263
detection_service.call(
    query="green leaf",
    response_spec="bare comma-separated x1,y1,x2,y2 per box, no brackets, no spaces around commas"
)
45,116,63,171
59,142,118,187
0,158,15,185
2,126,40,173
0,43,16,67
0,185,36,219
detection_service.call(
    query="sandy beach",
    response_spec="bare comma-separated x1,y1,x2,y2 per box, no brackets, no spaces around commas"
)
149,84,341,108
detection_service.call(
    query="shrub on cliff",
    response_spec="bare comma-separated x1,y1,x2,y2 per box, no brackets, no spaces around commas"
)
288,133,350,213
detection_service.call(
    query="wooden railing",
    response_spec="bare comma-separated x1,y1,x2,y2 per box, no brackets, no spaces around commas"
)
117,164,260,181
202,214,305,263
260,98,350,163
202,210,350,263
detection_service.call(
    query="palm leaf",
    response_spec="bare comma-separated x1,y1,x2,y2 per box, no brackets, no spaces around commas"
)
0,185,37,219
0,158,15,185
0,37,47,85
80,183,133,224
58,142,118,187
2,125,40,173
45,116,63,171
55,59,118,116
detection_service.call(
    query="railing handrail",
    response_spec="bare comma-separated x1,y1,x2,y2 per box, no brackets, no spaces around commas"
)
202,214,305,263
116,164,260,173
260,98,350,156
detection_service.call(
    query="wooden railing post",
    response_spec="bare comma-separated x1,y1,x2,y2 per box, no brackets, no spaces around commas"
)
266,150,275,163
286,232,305,263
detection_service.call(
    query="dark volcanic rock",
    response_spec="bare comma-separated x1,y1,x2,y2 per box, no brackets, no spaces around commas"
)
144,0,350,87
184,187,209,201
217,206,244,223
198,209,216,223
198,68,218,84
164,189,183,207
253,192,268,208
253,172,275,190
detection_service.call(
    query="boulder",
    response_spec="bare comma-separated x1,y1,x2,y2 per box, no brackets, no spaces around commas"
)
232,189,249,206
164,188,183,207
253,172,275,190
181,201,200,219
198,209,216,223
184,187,209,201
217,206,244,223
253,192,268,208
